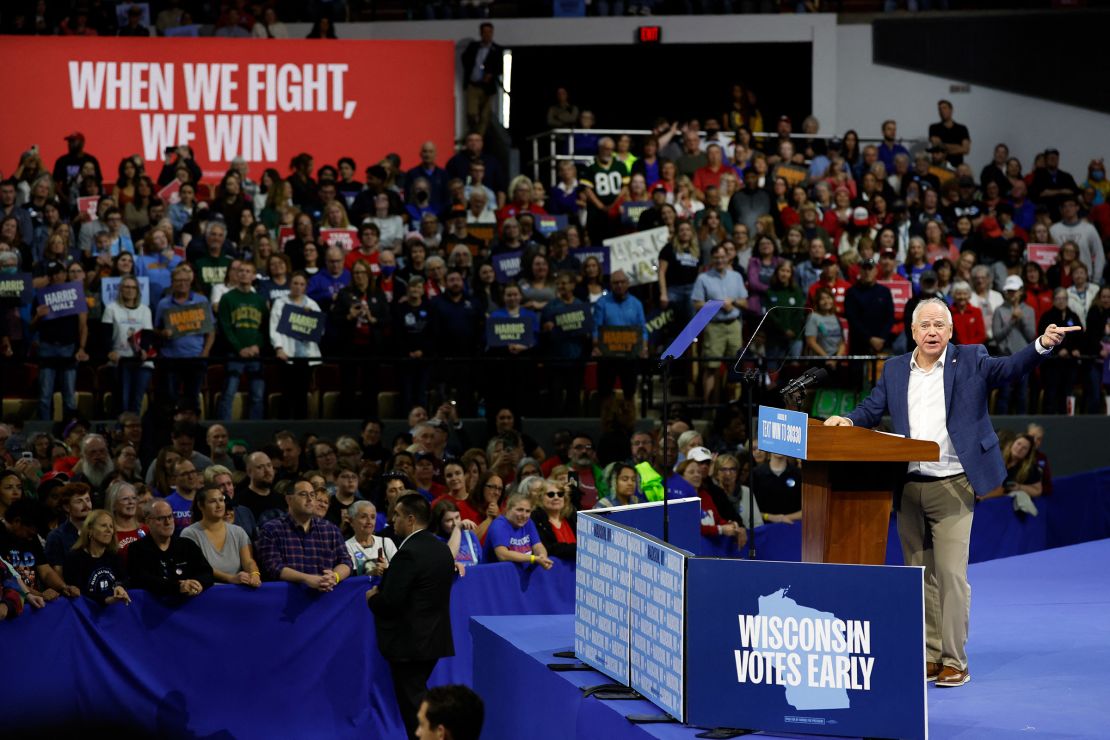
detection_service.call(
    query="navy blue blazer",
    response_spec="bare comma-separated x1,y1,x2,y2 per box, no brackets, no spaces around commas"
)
847,341,1045,497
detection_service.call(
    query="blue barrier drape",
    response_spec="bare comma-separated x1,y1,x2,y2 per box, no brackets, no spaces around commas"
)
4,560,576,739
700,468,1108,564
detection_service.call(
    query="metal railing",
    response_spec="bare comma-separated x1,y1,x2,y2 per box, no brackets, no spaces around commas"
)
525,127,929,186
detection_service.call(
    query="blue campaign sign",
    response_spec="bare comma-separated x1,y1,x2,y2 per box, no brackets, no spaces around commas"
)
36,281,87,320
628,530,688,721
685,558,925,740
569,246,610,275
620,200,652,225
758,405,809,458
485,316,535,348
0,272,33,303
575,513,632,684
276,303,326,343
492,250,524,283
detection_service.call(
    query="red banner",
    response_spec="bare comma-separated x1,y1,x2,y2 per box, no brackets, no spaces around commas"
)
0,37,455,183
1026,243,1060,271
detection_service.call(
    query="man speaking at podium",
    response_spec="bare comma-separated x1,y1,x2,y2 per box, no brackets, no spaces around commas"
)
824,298,1077,688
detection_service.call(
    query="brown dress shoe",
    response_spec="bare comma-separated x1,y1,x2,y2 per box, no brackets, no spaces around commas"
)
936,665,970,687
926,662,942,682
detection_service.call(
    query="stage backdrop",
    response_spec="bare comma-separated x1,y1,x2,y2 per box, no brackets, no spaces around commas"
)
0,37,455,181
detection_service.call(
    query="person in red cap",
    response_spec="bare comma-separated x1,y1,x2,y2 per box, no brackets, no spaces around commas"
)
52,132,101,207
806,253,851,316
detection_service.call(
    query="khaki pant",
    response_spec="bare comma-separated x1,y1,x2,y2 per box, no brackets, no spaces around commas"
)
700,320,742,370
898,473,974,671
466,83,493,136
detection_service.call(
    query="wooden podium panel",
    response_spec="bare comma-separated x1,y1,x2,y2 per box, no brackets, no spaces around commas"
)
799,420,939,565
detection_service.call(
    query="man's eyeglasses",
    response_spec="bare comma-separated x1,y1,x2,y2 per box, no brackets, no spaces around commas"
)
571,444,592,451
149,514,174,523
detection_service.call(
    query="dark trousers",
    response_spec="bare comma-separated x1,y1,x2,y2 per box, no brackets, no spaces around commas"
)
389,658,438,738
548,360,585,416
597,358,638,401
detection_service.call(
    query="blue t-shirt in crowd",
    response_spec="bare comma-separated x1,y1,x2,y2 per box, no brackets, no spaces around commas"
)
440,529,483,566
482,516,541,561
163,491,195,532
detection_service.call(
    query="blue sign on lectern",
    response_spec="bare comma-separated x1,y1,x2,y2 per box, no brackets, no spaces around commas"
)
758,405,809,458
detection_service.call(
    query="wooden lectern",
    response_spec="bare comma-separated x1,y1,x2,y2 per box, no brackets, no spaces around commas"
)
800,419,940,565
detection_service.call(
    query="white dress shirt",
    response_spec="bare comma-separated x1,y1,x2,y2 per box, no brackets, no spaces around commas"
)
907,346,964,477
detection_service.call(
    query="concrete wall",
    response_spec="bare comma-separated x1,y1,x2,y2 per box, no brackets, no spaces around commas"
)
835,23,1110,175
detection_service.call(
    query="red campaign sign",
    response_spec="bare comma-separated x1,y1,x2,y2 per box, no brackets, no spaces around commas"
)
0,37,455,183
879,279,912,320
1027,243,1059,270
320,227,357,251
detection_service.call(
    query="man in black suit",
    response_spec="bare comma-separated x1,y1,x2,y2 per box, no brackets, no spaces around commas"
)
367,493,455,737
460,22,503,136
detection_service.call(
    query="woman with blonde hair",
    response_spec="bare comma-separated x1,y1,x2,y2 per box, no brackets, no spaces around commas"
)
102,274,153,414
63,510,130,605
673,175,704,221
658,220,701,323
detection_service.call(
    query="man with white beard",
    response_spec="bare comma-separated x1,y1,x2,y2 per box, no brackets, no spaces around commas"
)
70,434,116,505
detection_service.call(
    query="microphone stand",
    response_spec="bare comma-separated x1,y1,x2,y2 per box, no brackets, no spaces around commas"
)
732,306,811,561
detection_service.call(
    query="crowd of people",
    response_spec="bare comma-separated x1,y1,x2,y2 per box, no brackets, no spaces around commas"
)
3,90,1108,420
0,395,1055,621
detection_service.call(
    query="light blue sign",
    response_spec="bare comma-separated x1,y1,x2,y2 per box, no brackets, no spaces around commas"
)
758,405,809,458
628,530,688,721
575,514,631,685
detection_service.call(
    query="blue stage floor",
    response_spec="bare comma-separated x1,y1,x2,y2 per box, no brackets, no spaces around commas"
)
473,539,1110,740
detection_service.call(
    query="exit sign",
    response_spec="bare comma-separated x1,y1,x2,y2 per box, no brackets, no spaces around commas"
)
637,26,662,44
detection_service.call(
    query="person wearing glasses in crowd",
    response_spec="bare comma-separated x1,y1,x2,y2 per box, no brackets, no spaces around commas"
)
165,458,202,532
467,471,505,542
566,435,607,510
255,478,352,590
128,499,214,598
530,476,577,563
182,487,260,588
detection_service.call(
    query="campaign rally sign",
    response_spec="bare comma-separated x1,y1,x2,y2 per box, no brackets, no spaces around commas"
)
879,279,912,320
627,529,688,722
163,302,212,338
0,37,454,182
320,227,358,251
575,512,632,685
1027,243,1059,270
77,196,100,220
534,214,568,236
485,316,535,349
276,303,325,344
758,405,809,458
604,226,669,286
644,307,676,342
620,200,652,226
157,179,182,206
37,281,87,320
568,246,610,275
491,250,524,283
685,558,926,740
598,326,643,357
546,301,592,337
277,226,295,249
0,273,34,303
101,276,151,306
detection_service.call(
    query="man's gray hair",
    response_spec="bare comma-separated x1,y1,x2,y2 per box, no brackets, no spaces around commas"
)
910,297,953,327
970,264,991,279
206,220,227,236
80,433,108,454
